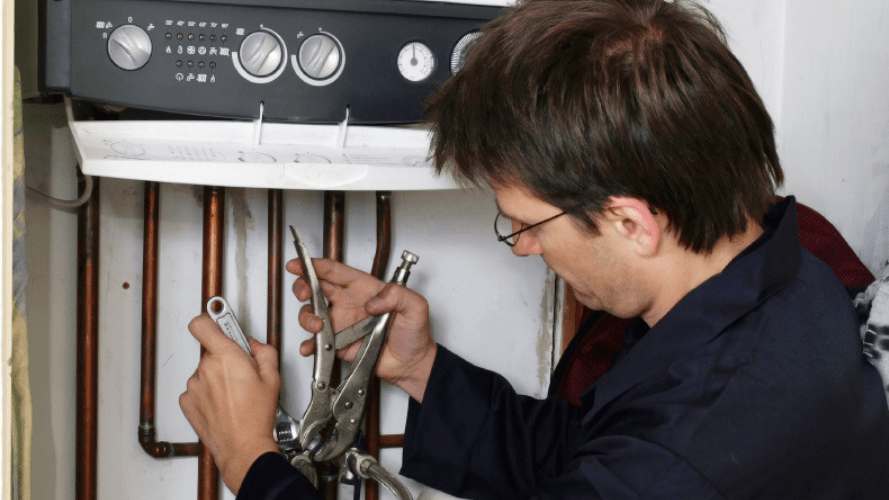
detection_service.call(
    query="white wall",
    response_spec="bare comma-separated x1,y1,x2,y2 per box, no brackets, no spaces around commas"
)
20,0,889,499
777,0,889,274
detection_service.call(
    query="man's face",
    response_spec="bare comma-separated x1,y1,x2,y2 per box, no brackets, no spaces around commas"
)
492,183,644,318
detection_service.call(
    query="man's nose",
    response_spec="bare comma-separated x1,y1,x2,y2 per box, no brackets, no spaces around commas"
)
511,232,542,256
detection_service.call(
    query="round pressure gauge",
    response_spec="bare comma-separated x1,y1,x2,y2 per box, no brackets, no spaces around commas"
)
397,42,435,82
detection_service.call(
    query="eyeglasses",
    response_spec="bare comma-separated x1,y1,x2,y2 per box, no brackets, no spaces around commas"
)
495,211,567,247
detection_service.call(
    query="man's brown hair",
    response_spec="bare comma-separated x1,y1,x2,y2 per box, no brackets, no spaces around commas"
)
425,0,783,253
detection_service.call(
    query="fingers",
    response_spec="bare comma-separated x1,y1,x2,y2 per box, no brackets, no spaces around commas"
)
367,282,428,319
250,340,280,389
299,338,315,357
289,258,384,300
298,303,326,334
287,257,370,285
189,314,243,355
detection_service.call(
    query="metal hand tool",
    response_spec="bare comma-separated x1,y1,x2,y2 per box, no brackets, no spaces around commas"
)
205,296,303,456
291,225,416,499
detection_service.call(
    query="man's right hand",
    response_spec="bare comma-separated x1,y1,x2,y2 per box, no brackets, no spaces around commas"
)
288,258,437,403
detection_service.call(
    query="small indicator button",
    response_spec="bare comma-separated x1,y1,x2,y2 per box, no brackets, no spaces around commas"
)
199,34,205,41
176,60,183,67
209,62,216,69
220,35,227,42
165,33,172,40
210,35,216,42
187,61,193,67
198,61,205,68
187,33,194,41
176,33,183,40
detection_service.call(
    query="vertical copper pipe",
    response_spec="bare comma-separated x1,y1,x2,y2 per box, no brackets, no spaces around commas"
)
323,191,345,262
199,186,225,500
76,174,100,500
138,182,200,458
267,189,283,353
365,191,392,500
318,191,346,500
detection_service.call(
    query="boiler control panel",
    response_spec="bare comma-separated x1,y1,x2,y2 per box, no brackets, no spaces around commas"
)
44,0,503,123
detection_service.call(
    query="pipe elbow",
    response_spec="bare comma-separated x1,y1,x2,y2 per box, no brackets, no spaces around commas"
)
138,425,172,458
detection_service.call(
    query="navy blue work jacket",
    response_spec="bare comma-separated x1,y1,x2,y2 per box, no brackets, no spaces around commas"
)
400,197,889,499
239,197,889,499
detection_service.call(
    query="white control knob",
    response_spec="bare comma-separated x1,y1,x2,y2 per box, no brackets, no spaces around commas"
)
239,31,283,77
298,34,342,80
108,25,152,71
451,31,481,74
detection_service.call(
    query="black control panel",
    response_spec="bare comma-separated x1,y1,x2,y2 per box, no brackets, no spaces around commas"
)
41,0,503,123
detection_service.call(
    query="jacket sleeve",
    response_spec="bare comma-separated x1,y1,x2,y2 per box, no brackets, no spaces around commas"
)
236,452,323,500
400,345,582,497
399,346,724,500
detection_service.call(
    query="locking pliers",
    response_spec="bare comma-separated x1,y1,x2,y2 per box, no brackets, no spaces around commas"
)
290,225,418,463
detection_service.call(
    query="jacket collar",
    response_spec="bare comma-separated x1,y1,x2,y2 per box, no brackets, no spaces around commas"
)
581,197,802,415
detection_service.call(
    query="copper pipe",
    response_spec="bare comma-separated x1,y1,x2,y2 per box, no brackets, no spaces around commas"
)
138,182,201,458
365,191,391,500
370,192,391,281
267,190,284,353
323,191,345,262
379,435,405,448
76,174,100,500
318,191,346,500
199,186,225,500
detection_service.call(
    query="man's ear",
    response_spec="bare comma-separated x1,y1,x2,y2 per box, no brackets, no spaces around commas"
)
605,197,660,256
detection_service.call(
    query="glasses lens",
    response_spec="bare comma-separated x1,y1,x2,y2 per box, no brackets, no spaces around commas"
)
496,213,517,245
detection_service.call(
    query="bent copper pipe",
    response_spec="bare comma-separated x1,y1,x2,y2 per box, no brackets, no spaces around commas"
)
76,174,100,500
138,182,201,458
199,186,225,500
370,192,392,281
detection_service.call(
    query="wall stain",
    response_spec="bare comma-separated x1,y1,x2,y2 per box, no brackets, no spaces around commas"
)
192,186,204,209
861,184,889,276
231,188,251,327
537,269,556,394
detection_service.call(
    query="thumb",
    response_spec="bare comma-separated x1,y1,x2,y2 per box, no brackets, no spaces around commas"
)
249,339,280,385
365,283,403,315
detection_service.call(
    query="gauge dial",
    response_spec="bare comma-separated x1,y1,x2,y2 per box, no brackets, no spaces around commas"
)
397,42,435,82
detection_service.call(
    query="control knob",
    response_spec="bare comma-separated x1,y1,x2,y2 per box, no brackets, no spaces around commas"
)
108,25,152,71
239,31,283,77
451,31,482,74
298,34,342,80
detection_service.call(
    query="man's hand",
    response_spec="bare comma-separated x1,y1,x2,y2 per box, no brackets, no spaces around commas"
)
288,258,437,402
179,314,280,495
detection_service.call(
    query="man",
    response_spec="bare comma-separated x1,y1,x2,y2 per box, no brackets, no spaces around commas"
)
180,0,889,498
